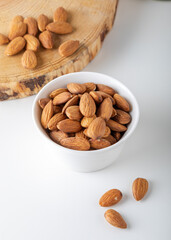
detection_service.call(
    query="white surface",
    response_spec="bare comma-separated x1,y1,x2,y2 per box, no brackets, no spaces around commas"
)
33,72,139,172
0,0,171,239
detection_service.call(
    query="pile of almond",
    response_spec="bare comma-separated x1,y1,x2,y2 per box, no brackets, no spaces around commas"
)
39,82,131,151
100,178,149,229
0,7,79,69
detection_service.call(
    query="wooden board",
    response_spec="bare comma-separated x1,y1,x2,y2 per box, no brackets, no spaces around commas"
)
0,0,118,101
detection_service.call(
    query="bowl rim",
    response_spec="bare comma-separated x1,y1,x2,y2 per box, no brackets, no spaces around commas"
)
32,72,140,155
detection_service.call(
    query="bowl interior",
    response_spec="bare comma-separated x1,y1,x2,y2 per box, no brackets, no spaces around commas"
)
33,72,139,152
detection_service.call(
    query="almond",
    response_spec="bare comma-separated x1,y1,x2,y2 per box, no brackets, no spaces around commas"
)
96,91,115,104
65,106,82,120
24,17,38,36
21,50,37,69
111,108,117,118
38,98,50,109
59,40,79,57
47,112,66,130
24,34,40,52
97,84,116,96
113,132,121,141
104,209,127,229
41,100,53,129
60,137,90,151
67,83,86,94
83,128,90,138
46,21,72,34
83,82,96,92
8,22,27,40
53,92,72,105
0,33,9,45
53,105,62,114
57,119,82,133
80,93,96,117
81,115,96,128
114,109,131,124
37,14,50,32
62,95,79,114
49,88,68,98
75,130,87,139
12,15,24,23
89,91,103,103
97,98,113,121
90,139,111,149
99,189,122,207
107,119,127,132
114,94,130,112
103,135,117,145
39,30,54,49
53,7,68,22
5,37,25,56
132,178,148,201
103,126,111,138
87,117,106,139
50,130,68,144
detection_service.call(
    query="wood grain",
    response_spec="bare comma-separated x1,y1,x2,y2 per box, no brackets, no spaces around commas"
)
0,0,118,101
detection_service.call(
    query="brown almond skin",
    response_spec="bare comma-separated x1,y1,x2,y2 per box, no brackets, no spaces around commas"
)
75,130,87,139
53,105,62,114
113,132,121,141
0,33,9,45
103,126,111,138
97,98,113,121
83,82,96,92
38,98,50,109
103,135,117,145
8,21,27,40
60,137,90,151
132,178,148,201
97,84,116,96
53,7,68,22
99,189,122,207
41,100,53,129
24,17,38,36
12,15,24,23
53,92,72,105
37,14,50,32
80,93,96,117
104,209,127,229
24,34,40,52
62,95,79,114
21,50,37,69
49,88,68,98
39,30,54,49
65,106,82,120
90,139,111,149
81,115,96,128
50,130,68,144
107,119,127,132
111,108,117,118
57,119,82,133
87,117,106,139
46,22,72,34
47,112,66,130
59,40,79,57
67,83,86,94
114,94,130,112
5,37,26,56
114,109,131,125
89,91,103,103
96,91,115,104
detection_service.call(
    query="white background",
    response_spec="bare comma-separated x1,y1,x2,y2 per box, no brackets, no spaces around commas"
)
0,0,171,239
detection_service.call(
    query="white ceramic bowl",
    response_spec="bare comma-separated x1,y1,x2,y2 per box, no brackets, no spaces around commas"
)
32,72,139,172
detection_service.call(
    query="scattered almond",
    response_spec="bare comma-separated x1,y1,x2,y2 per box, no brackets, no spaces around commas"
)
12,15,24,23
104,209,127,229
0,33,9,45
53,7,68,22
99,189,122,207
37,14,50,32
21,50,37,69
132,178,148,201
59,40,79,57
46,21,72,34
39,30,54,49
24,17,38,36
5,37,25,56
8,21,27,40
24,34,40,52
